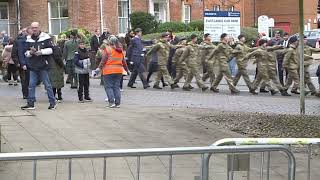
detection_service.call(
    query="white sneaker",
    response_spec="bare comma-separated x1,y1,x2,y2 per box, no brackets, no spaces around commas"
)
104,98,108,102
120,89,124,92
109,104,116,108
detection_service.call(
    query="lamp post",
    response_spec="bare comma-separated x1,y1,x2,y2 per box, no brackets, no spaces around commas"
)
299,0,305,115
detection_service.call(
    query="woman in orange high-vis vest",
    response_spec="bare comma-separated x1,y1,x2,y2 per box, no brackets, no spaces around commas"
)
97,36,128,108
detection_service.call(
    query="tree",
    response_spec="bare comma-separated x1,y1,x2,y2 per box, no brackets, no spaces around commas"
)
130,12,158,34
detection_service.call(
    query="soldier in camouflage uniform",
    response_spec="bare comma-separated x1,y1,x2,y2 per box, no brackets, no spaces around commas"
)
265,47,291,96
231,35,256,90
283,36,300,94
303,38,320,96
173,40,189,85
200,33,216,89
146,33,179,89
208,33,239,94
182,34,208,91
243,39,277,95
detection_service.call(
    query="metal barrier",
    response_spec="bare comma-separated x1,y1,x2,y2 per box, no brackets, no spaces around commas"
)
0,145,295,180
212,138,320,180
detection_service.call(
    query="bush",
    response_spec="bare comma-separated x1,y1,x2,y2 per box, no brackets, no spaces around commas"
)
130,12,158,34
58,28,92,45
240,27,259,46
157,22,192,33
189,20,204,31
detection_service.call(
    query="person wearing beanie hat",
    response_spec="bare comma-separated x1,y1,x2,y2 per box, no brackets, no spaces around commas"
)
208,33,240,94
145,32,179,90
283,35,300,95
181,34,209,91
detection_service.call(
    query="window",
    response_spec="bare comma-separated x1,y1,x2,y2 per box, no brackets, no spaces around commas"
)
0,2,9,35
154,3,160,22
227,6,235,11
184,5,191,24
213,5,220,11
49,0,69,35
118,0,129,34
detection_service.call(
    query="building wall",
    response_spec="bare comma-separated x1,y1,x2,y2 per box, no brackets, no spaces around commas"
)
20,0,48,31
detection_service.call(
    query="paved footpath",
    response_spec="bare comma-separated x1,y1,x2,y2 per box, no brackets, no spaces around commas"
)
0,78,319,180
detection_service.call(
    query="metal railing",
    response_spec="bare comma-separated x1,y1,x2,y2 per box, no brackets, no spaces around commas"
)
0,145,295,180
212,138,320,180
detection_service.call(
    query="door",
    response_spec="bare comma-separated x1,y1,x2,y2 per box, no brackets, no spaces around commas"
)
274,22,291,34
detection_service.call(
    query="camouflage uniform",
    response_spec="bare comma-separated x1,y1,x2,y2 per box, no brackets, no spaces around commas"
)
200,41,216,88
303,45,320,95
265,49,287,91
232,42,255,89
182,42,208,90
283,44,299,92
146,39,175,87
244,47,276,93
173,46,189,84
209,42,239,93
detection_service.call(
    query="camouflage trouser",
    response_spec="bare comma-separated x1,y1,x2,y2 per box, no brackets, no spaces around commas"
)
305,70,317,93
184,64,205,88
205,61,217,88
284,69,299,91
233,66,252,89
154,65,174,86
261,68,284,91
213,67,238,91
252,67,274,91
174,64,189,84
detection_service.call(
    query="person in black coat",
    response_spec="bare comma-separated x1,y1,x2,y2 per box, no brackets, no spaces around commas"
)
100,28,111,43
90,29,101,69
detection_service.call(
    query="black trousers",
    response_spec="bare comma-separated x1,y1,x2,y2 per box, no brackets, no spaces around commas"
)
19,68,30,98
78,74,90,99
128,62,147,87
53,88,62,99
7,64,18,81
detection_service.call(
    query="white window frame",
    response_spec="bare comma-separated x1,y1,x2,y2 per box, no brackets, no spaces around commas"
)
48,1,69,35
0,2,10,36
118,0,130,35
227,6,235,11
213,5,220,11
149,0,168,23
184,5,191,24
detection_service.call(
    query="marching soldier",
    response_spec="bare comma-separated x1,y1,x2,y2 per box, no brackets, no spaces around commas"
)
146,32,179,89
283,36,300,94
200,33,216,89
243,39,277,95
232,34,256,90
173,40,189,85
209,33,239,94
182,34,208,91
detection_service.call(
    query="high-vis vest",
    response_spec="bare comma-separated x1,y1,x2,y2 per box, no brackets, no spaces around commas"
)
102,47,124,75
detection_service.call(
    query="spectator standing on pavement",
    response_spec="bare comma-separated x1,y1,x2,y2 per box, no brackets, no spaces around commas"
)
48,36,64,102
74,40,92,103
126,28,149,89
97,36,128,108
63,30,78,89
21,22,56,110
2,37,18,86
100,28,111,43
1,30,9,48
90,29,101,70
12,27,31,99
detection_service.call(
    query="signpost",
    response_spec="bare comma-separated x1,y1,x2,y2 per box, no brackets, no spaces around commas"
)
258,15,269,37
204,11,241,42
299,0,305,115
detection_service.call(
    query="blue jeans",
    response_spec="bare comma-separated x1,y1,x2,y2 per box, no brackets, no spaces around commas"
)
228,57,238,77
103,74,122,105
28,70,56,105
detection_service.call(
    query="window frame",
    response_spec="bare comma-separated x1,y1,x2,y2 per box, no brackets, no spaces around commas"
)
213,5,220,11
184,4,191,24
48,0,69,35
118,0,130,34
0,2,9,36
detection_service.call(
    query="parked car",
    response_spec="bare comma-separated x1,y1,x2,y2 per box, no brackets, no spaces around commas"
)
306,31,320,48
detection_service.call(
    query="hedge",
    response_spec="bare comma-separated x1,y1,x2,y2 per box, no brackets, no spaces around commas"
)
188,20,204,31
143,31,204,43
130,12,158,34
58,28,92,45
240,27,259,46
157,22,192,33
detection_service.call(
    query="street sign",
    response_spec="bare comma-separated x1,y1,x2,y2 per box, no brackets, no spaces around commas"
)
204,11,241,42
258,15,269,37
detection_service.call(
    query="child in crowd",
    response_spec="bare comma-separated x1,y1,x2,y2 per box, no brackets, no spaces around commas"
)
74,40,92,102
2,38,17,85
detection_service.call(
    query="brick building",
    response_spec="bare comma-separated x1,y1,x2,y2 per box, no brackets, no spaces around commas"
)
1,0,319,36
